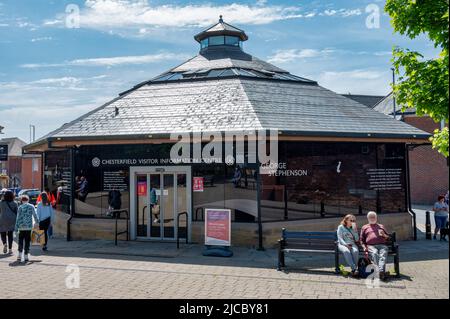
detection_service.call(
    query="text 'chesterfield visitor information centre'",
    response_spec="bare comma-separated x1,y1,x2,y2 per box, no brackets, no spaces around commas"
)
24,17,430,248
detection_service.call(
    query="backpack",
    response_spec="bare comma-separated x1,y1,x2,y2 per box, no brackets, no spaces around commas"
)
357,257,373,278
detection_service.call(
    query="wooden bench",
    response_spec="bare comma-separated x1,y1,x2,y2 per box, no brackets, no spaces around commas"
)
277,228,400,277
277,229,340,273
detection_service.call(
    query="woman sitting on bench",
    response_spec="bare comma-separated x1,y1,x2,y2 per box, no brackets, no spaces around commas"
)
337,214,360,277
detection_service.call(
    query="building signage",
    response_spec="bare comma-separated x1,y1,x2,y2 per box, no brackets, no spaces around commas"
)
0,144,7,161
205,209,231,246
193,177,204,192
366,168,403,191
103,170,128,191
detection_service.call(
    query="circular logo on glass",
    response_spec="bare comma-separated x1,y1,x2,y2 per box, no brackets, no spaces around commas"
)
225,155,235,166
91,157,101,167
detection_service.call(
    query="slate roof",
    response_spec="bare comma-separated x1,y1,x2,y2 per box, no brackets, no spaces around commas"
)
45,78,428,139
341,94,385,108
27,19,430,147
169,46,288,74
373,92,416,116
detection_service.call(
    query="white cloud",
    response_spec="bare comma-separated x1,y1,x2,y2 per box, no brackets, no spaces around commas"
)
268,48,394,63
317,69,390,95
268,49,335,63
320,8,362,17
31,36,53,42
43,0,306,33
21,52,189,68
0,75,119,140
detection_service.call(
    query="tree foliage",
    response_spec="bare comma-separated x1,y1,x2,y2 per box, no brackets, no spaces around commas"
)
385,0,449,156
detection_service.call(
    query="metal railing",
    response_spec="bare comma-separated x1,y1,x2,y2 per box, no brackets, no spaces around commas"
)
113,209,129,246
176,211,188,249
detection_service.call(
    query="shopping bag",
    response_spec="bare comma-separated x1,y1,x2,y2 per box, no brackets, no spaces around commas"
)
31,227,45,246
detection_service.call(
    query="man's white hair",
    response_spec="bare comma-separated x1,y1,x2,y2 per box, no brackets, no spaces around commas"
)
367,211,377,218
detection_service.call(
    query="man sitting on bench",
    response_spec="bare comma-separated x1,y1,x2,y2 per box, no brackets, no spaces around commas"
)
360,211,391,281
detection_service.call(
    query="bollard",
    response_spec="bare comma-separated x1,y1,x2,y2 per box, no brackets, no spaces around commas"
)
320,201,325,218
425,211,432,240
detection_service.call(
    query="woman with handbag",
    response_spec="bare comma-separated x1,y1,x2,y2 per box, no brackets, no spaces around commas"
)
0,190,18,254
36,192,54,251
337,214,360,277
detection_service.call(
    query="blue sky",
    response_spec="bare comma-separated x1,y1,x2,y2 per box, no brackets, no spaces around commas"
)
0,0,438,142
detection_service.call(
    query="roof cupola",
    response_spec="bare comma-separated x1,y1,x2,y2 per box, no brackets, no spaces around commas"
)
194,16,248,51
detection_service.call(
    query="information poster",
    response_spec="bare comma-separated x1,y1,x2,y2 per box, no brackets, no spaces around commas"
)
193,177,204,192
137,181,147,196
205,209,231,246
103,170,128,191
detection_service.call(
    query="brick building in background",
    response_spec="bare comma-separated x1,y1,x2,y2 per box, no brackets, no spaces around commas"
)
0,137,26,188
373,93,449,205
21,153,42,190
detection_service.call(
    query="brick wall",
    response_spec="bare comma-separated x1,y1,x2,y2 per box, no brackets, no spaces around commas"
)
405,116,449,205
21,156,42,190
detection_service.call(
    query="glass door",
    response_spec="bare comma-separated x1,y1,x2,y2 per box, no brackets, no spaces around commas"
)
133,168,190,241
149,174,161,238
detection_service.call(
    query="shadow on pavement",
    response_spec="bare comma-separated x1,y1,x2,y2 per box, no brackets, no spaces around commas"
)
3,235,447,275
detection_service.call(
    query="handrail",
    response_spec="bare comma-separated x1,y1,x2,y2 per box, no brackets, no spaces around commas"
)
114,209,129,246
176,211,188,249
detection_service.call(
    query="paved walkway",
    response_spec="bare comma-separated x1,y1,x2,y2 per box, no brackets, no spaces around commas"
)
0,235,448,299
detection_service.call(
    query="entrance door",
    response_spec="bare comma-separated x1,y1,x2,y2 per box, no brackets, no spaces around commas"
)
130,167,191,241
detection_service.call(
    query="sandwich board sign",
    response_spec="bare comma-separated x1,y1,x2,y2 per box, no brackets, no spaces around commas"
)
204,208,231,246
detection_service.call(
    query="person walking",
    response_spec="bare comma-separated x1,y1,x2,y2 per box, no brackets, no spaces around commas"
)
337,214,360,277
15,195,39,263
37,187,56,208
433,195,449,241
36,192,54,251
0,190,18,254
360,211,391,281
76,176,89,202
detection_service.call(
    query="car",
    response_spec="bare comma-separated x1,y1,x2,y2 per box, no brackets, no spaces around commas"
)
17,189,41,206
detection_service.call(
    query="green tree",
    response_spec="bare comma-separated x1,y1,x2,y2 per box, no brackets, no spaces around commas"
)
385,0,449,156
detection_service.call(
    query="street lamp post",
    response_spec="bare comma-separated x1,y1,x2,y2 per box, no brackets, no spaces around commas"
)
391,68,397,120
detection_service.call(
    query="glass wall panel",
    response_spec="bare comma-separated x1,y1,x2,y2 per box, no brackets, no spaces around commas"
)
43,150,71,214
261,142,407,222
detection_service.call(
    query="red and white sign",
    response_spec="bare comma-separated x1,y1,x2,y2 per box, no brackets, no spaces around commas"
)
193,177,204,192
137,181,147,196
205,209,231,246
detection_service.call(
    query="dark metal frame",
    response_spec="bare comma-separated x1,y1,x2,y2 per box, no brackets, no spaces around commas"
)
176,211,189,249
114,209,130,246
